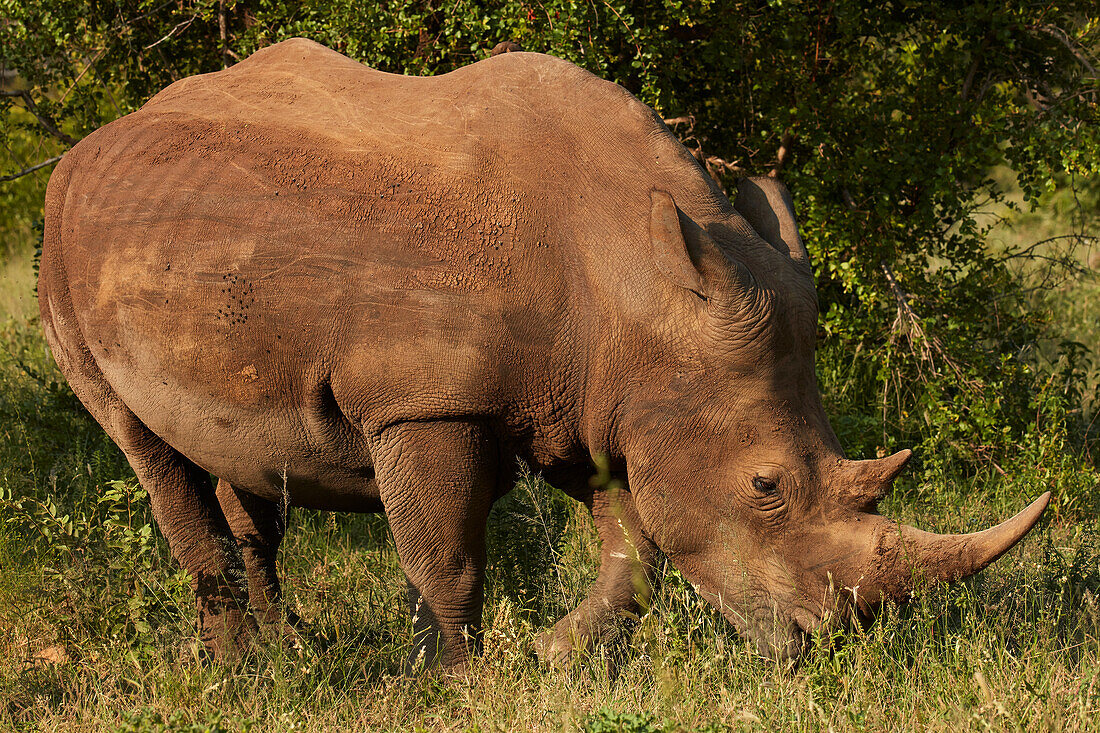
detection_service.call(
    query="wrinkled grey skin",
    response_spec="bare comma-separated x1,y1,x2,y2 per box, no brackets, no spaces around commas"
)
38,39,1049,671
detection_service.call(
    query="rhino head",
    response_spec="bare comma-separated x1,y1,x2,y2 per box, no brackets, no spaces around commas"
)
609,178,1049,663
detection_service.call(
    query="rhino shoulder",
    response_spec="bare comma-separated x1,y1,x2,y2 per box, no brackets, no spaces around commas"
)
238,37,347,65
468,50,655,120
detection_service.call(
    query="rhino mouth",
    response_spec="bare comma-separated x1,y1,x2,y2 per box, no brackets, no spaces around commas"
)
751,623,808,665
725,605,810,665
708,585,852,664
745,592,880,665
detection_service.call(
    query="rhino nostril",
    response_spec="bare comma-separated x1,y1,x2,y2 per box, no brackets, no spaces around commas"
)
783,629,810,669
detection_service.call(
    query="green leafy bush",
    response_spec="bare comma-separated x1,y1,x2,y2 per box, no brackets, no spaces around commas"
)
0,476,189,654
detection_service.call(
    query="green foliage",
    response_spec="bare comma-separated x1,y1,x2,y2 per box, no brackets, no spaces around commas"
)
0,316,189,661
0,476,189,652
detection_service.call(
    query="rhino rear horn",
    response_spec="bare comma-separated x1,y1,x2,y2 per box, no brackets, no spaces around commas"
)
650,189,753,301
734,177,810,265
840,449,912,508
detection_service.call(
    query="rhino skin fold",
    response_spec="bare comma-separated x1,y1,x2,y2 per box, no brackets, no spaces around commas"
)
38,38,1049,671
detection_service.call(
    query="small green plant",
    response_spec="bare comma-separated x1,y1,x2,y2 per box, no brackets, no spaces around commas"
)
0,477,189,653
117,709,249,733
583,708,664,733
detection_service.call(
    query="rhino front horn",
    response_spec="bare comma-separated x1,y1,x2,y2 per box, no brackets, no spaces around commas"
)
867,492,1051,601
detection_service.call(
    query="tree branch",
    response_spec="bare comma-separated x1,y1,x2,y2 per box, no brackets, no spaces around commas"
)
1038,24,1098,75
1,155,63,182
144,15,198,50
1,90,78,146
108,0,175,31
769,133,794,178
57,48,107,106
219,1,229,68
662,114,744,191
959,30,994,103
880,261,973,387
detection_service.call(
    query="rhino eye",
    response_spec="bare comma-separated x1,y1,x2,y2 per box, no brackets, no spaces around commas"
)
752,476,778,495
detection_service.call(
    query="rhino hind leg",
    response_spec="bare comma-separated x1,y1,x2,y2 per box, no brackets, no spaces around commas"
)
536,485,659,667
371,419,497,673
215,479,306,643
109,412,257,661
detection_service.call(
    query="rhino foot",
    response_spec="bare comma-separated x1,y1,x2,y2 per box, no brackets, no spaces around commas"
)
176,605,261,667
535,485,657,671
535,601,638,671
179,606,319,667
256,606,314,653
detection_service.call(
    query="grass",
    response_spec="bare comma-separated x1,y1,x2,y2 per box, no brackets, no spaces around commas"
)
1,226,1099,730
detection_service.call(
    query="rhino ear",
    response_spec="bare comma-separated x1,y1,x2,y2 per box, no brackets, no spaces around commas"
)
651,190,705,297
650,189,750,300
734,177,810,265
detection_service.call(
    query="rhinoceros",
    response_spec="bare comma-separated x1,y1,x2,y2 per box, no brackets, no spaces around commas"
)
39,38,1048,671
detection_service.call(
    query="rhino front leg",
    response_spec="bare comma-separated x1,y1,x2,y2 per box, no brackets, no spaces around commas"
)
372,420,497,673
215,479,304,639
537,484,659,666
